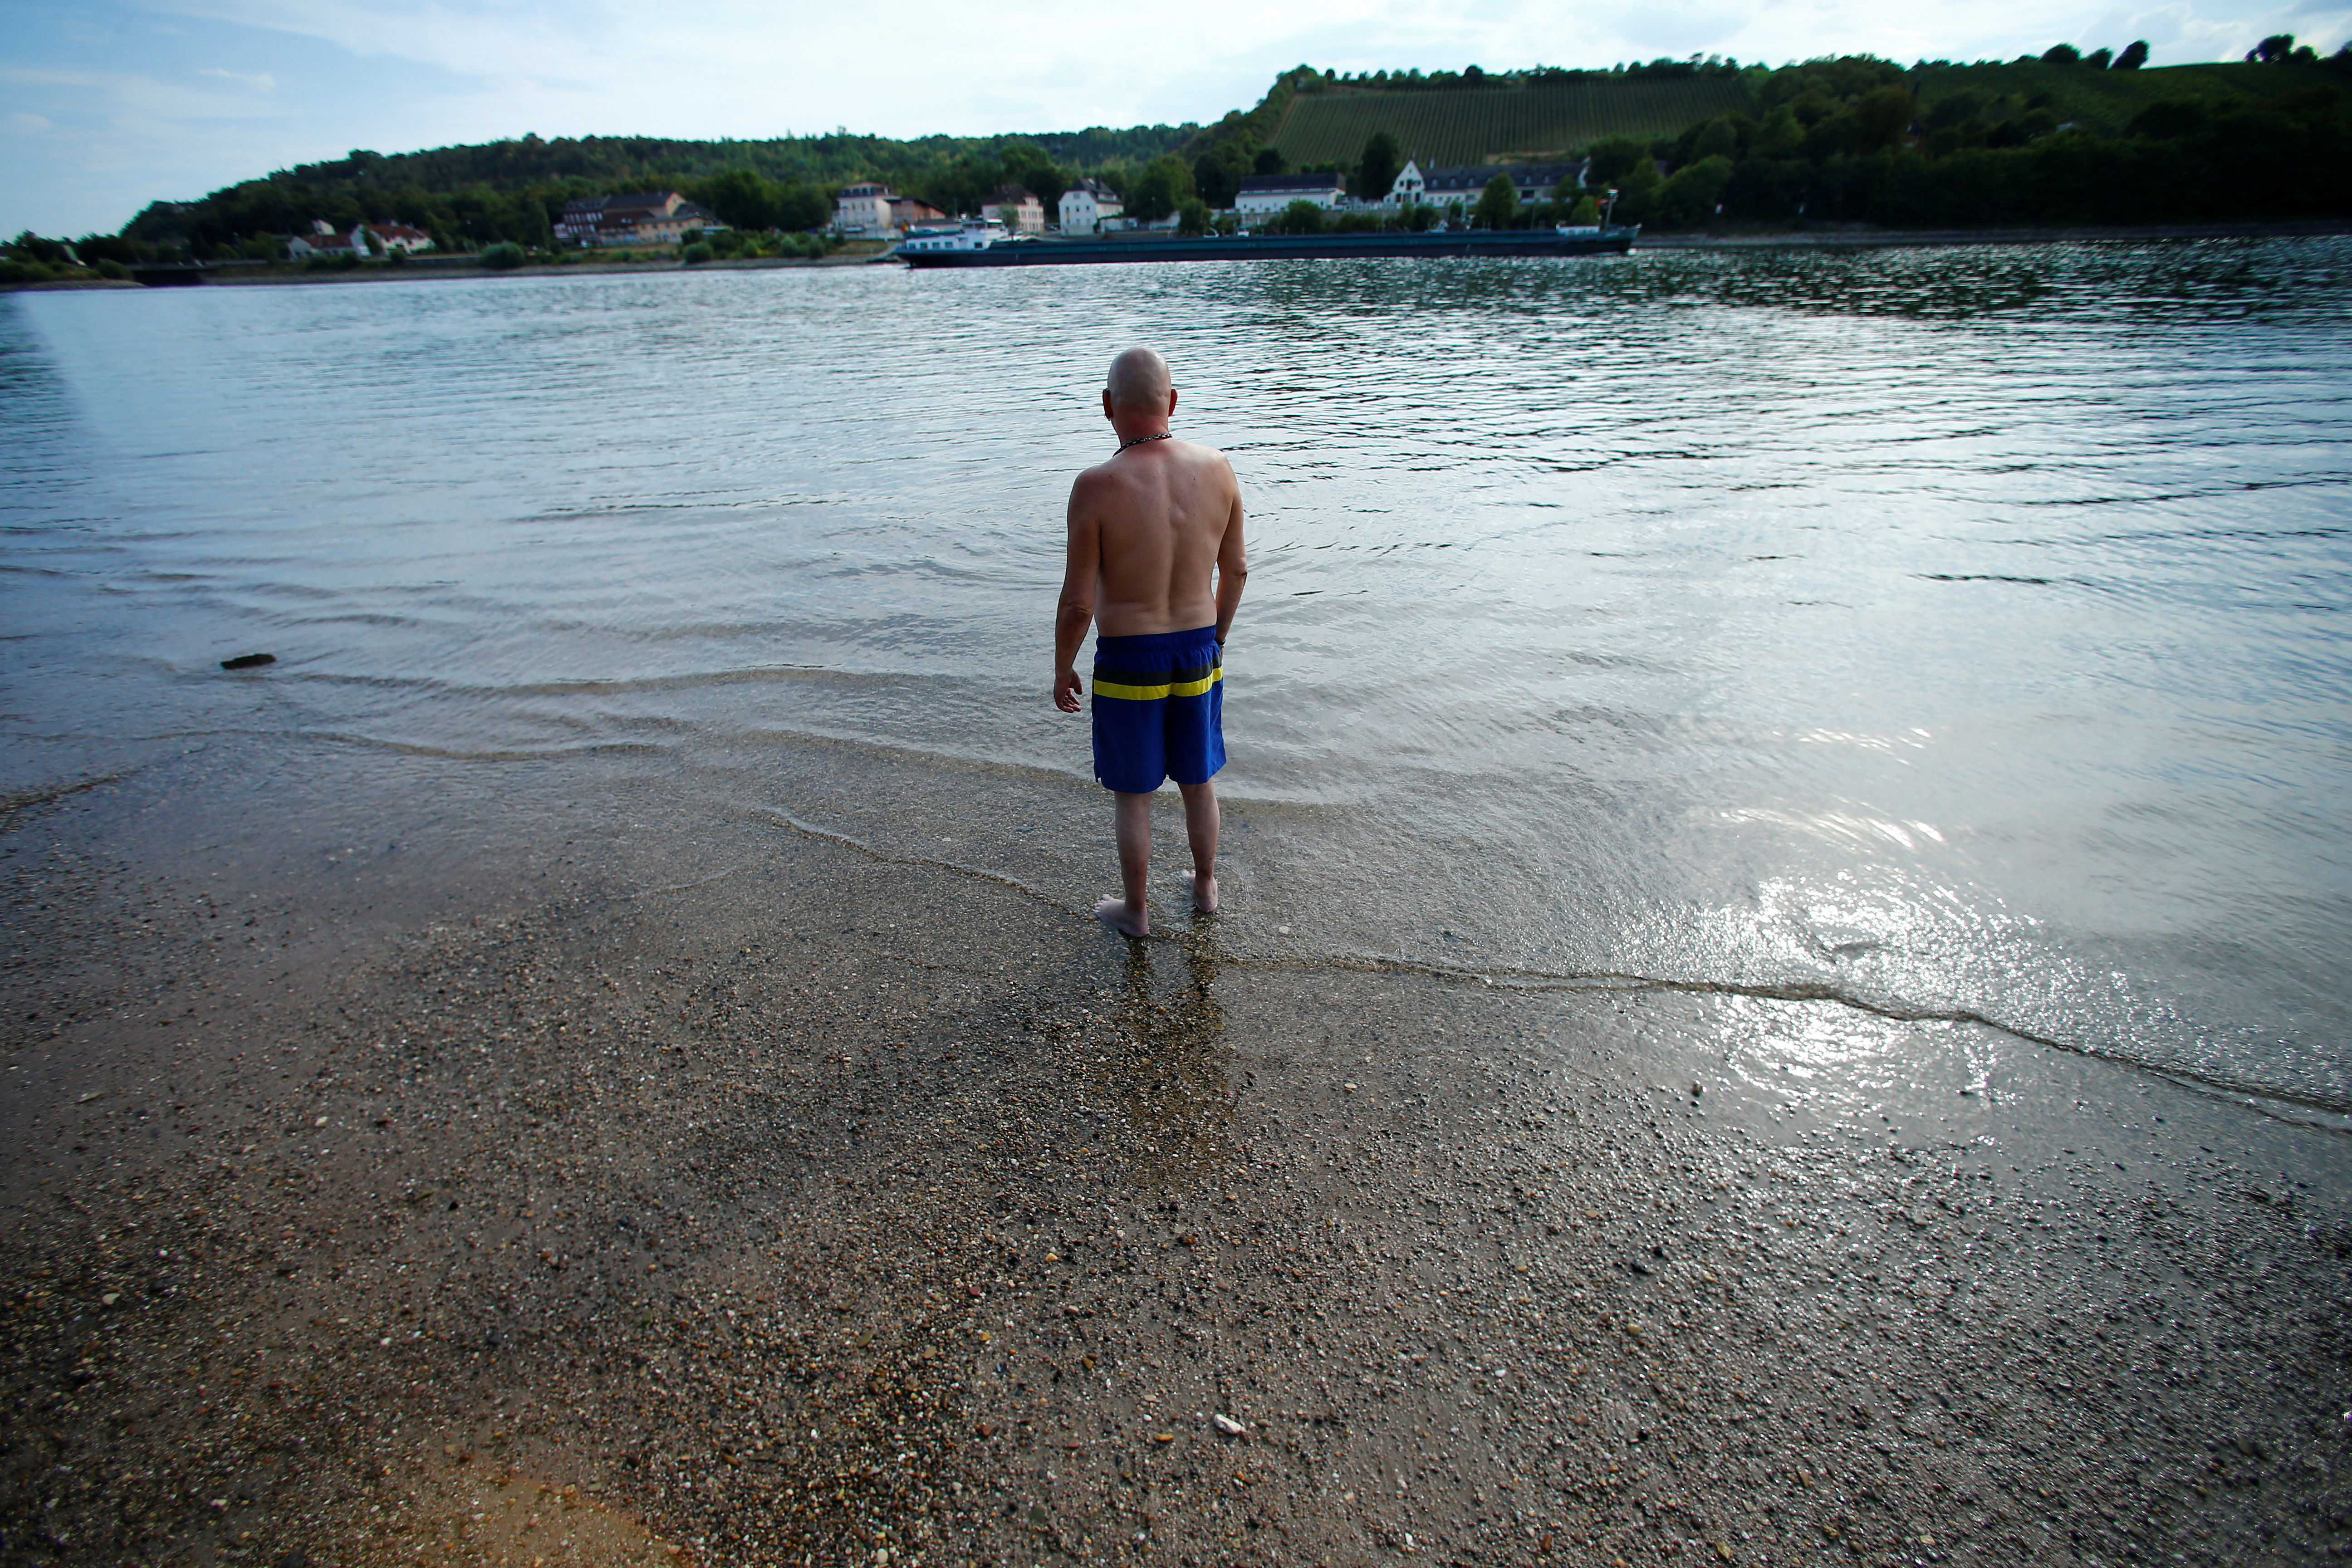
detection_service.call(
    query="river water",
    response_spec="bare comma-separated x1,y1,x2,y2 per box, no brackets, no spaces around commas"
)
4,240,2347,1117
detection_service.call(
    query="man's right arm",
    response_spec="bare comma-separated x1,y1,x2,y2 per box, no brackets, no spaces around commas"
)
1054,478,1100,713
1213,467,1248,645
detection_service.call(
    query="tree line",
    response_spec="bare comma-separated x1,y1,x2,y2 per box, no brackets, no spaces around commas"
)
1591,42,2352,230
1296,57,1750,93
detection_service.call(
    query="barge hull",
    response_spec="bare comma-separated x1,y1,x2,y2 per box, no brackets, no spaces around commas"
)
903,230,1636,268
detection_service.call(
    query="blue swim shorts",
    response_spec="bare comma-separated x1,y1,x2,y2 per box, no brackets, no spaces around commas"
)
1091,626,1225,794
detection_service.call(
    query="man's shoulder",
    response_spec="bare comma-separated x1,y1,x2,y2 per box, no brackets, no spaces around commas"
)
1171,437,1232,466
1073,441,1230,482
1070,455,1127,495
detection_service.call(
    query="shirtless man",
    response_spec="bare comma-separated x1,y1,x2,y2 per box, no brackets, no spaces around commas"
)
1054,348,1248,939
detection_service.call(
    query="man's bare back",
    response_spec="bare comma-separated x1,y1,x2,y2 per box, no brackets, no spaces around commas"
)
1054,348,1247,937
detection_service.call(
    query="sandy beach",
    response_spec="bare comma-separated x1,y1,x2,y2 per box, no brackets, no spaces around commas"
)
5,737,2347,1568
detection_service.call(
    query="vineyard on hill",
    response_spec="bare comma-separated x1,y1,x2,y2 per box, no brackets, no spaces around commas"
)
1269,77,1757,167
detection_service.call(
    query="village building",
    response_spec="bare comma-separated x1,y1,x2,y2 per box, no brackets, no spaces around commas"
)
366,222,434,254
887,195,949,230
1057,178,1124,234
1386,160,1427,206
1233,172,1348,217
1419,162,1588,210
555,192,720,247
833,182,896,235
980,186,1045,234
285,227,361,260
284,220,429,259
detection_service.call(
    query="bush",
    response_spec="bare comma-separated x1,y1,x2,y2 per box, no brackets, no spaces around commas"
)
1126,155,1197,222
95,259,129,280
0,259,54,284
480,242,526,270
1657,155,1736,226
2128,100,2208,138
1274,199,1325,235
9,232,74,266
1473,172,1519,229
681,242,714,265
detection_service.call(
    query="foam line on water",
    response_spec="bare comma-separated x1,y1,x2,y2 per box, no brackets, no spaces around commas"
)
742,798,2352,1123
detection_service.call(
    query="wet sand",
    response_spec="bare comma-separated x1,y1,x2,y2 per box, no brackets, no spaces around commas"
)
4,741,2348,1567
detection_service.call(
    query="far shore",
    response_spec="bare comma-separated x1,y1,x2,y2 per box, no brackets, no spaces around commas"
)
6,218,2348,294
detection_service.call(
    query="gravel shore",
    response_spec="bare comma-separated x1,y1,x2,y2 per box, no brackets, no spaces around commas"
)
4,751,2347,1566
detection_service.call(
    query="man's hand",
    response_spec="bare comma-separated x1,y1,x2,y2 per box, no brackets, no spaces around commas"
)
1054,666,1084,713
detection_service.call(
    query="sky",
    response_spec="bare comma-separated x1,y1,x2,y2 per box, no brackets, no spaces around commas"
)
5,0,2347,237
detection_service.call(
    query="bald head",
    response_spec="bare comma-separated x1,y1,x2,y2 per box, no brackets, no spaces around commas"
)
1105,348,1173,413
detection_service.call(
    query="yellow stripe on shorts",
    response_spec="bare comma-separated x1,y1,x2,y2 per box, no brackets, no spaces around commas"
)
1092,668,1222,701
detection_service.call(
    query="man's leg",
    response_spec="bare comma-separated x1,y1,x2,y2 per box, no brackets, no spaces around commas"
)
1095,790,1153,938
1177,778,1218,912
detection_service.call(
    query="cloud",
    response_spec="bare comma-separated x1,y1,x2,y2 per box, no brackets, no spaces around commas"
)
196,66,277,89
1,62,290,123
12,112,58,132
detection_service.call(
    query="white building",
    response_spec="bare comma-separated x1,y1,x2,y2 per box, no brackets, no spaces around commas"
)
1421,162,1588,210
288,222,385,260
1057,178,1124,234
1386,160,1427,206
1233,172,1348,218
833,181,896,236
367,222,434,254
281,223,454,261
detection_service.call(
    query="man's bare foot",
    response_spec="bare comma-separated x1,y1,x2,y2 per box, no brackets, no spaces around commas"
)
1095,896,1148,938
1190,872,1218,914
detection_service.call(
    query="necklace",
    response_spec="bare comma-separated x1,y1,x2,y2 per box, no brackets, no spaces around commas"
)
1117,432,1173,453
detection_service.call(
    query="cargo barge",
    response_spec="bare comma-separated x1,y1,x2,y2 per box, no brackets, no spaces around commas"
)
898,225,1638,268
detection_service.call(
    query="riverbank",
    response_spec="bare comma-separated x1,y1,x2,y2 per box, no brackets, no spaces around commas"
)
13,219,2348,295
193,250,889,287
0,248,888,294
4,735,2345,1567
1638,218,2352,250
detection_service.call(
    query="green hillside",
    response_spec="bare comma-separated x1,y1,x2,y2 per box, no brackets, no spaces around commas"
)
1916,58,2343,134
1271,76,1756,167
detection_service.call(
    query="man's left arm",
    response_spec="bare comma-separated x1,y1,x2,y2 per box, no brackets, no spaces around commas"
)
1213,464,1248,646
